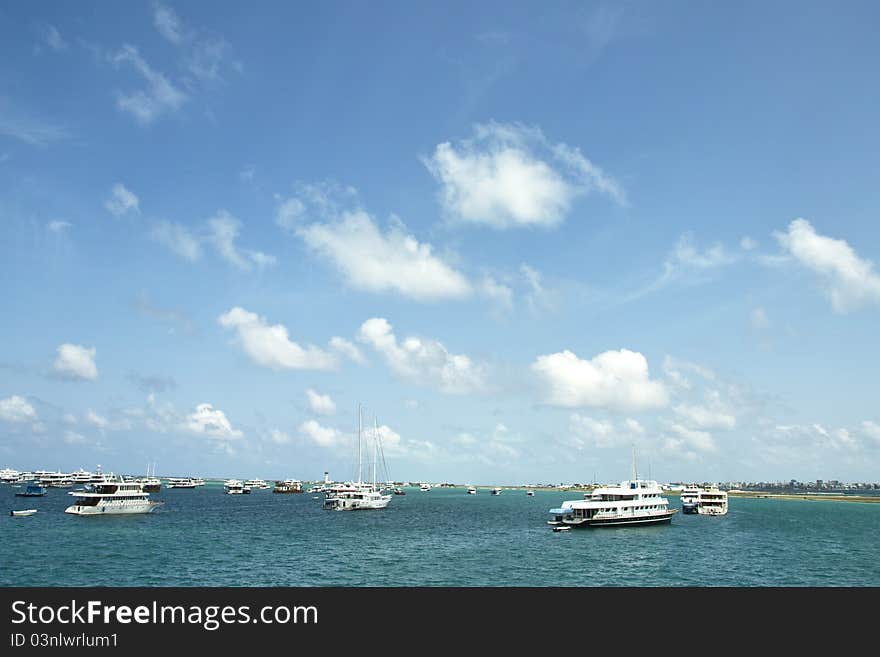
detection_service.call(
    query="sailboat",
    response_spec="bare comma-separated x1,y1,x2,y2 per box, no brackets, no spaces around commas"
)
322,405,393,511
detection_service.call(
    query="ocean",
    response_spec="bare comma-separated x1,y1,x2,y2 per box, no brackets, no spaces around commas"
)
3,484,879,586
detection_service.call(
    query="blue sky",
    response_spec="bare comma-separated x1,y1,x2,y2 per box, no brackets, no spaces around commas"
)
2,1,879,484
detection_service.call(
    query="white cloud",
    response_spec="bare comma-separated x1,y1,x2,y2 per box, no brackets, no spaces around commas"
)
299,419,341,447
741,236,758,251
218,307,339,371
63,430,90,445
153,213,274,270
269,429,291,445
153,221,202,261
306,389,336,416
0,395,38,423
53,343,98,381
520,263,557,314
479,275,514,313
183,403,243,440
329,337,365,364
104,183,139,217
44,25,68,52
153,3,183,44
85,409,109,430
275,197,306,230
111,44,188,124
207,211,276,270
673,403,736,430
775,218,880,312
298,210,472,301
358,317,487,394
667,423,717,453
0,100,69,146
423,121,626,229
861,421,880,445
47,220,72,233
750,307,770,330
532,348,668,411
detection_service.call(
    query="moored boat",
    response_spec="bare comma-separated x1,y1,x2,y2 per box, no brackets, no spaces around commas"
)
681,485,701,514
65,478,162,515
697,487,729,516
273,479,303,493
11,509,37,517
548,478,677,528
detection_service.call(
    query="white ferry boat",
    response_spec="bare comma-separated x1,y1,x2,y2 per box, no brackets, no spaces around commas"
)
467,486,477,495
323,407,392,511
681,485,701,514
491,487,502,496
697,488,729,516
0,467,22,483
273,479,303,493
224,479,250,494
244,479,270,490
167,477,197,489
65,479,163,515
548,479,677,528
37,471,73,488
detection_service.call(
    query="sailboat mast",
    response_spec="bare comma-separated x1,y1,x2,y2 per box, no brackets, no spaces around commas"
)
372,416,379,489
357,404,363,485
631,444,638,481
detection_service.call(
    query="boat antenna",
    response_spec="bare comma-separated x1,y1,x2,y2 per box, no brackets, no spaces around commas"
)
372,415,378,489
631,444,638,481
357,404,363,485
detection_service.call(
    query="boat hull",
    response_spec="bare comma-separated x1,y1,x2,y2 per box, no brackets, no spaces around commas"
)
682,503,699,514
549,510,677,528
64,502,162,515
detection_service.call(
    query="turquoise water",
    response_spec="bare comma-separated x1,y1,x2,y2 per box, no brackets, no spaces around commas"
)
2,485,879,586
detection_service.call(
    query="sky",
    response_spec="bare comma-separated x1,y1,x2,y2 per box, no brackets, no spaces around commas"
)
1,1,879,485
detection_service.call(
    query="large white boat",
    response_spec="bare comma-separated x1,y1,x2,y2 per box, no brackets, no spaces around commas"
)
323,407,392,511
65,478,163,515
681,485,701,514
419,483,431,492
548,448,676,528
697,487,729,516
167,477,197,489
244,479,270,490
491,487,502,496
467,486,476,495
224,479,250,494
37,471,73,488
0,467,22,483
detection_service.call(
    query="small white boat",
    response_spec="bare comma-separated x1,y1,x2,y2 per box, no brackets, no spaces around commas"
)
467,486,476,495
491,487,502,496
526,490,535,496
553,526,570,532
11,509,37,517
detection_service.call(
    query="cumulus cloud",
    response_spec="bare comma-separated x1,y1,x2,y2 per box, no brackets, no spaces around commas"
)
104,183,139,217
183,403,243,440
673,403,736,430
423,121,626,229
306,389,336,415
299,419,341,447
665,423,718,453
0,395,38,423
275,197,306,230
111,45,187,124
358,317,487,394
298,210,472,301
218,307,338,371
53,343,98,381
775,218,880,312
329,337,365,364
532,348,667,411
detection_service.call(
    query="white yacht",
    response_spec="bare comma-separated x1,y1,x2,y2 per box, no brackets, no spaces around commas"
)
323,407,392,511
548,448,676,528
548,479,677,528
697,488,729,516
192,477,206,487
526,489,535,497
224,479,250,494
419,483,431,492
244,479,270,490
467,486,477,495
273,479,303,493
167,477,197,489
65,478,163,515
681,485,701,514
491,487,502,496
37,471,73,488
